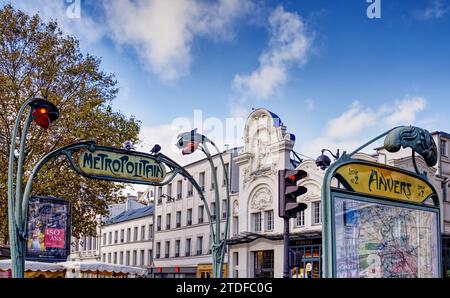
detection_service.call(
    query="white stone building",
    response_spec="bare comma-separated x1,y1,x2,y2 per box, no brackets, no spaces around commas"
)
100,205,154,271
69,195,146,263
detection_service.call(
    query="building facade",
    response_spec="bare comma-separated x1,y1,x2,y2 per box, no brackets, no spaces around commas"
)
100,205,154,271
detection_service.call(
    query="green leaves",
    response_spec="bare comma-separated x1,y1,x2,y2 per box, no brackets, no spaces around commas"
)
0,5,140,242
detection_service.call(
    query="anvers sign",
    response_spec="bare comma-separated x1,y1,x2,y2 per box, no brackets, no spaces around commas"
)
78,149,166,184
335,163,434,204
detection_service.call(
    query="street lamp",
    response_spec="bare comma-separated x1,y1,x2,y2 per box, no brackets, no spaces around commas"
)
7,97,59,278
315,149,340,170
175,129,230,278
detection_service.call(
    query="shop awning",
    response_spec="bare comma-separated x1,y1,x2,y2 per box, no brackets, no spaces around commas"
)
0,259,64,272
58,261,146,276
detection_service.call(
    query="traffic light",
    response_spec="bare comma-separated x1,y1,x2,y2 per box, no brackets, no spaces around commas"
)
278,169,308,218
30,99,59,129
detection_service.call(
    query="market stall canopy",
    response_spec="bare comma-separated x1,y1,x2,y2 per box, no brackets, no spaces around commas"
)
58,261,146,275
0,259,64,272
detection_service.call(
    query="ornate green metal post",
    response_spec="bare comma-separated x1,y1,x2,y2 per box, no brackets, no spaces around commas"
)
176,129,230,278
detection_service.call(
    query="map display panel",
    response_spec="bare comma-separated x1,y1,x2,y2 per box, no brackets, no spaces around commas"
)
334,196,439,278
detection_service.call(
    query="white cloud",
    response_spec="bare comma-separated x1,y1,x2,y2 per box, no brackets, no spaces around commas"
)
384,96,426,126
300,96,428,158
232,5,312,100
102,0,253,81
3,0,105,45
414,0,450,20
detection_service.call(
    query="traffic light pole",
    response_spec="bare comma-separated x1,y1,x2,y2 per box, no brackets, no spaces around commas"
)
283,217,290,278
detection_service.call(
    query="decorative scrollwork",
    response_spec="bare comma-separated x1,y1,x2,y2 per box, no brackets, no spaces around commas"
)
384,126,437,167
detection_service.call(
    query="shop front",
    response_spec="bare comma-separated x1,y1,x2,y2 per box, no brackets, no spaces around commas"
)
153,266,197,278
289,238,322,278
197,264,227,278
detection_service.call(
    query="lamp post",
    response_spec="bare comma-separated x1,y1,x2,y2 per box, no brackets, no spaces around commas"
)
315,149,340,171
175,129,230,278
7,98,60,278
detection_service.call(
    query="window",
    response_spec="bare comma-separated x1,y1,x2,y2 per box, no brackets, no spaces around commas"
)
102,253,106,262
126,251,130,266
113,252,117,264
176,211,181,228
253,250,274,278
108,253,111,263
134,227,138,241
166,213,171,230
199,172,205,191
197,236,203,255
167,183,172,202
155,243,161,259
187,209,192,226
187,182,193,197
120,229,124,243
120,251,124,265
157,187,163,204
233,216,239,236
185,238,191,256
233,252,239,278
148,249,153,266
296,210,305,227
114,231,118,244
175,240,180,257
252,212,262,232
165,241,170,258
211,167,217,189
157,216,162,231
102,233,106,245
223,163,229,186
148,224,153,240
141,225,146,240
210,202,216,220
127,228,131,242
177,180,182,200
198,206,204,223
265,210,274,231
313,201,322,225
441,140,448,157
222,200,227,219
140,250,145,266
133,250,137,266
108,232,112,245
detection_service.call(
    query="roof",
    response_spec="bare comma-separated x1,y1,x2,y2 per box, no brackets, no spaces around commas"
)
104,204,154,225
432,131,450,139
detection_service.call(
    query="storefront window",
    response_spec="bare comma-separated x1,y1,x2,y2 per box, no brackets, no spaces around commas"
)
253,250,274,278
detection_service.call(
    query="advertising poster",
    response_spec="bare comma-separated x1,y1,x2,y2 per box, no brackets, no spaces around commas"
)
25,196,71,262
334,196,439,278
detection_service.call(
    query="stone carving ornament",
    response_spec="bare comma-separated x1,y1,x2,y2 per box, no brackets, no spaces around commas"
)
250,187,273,211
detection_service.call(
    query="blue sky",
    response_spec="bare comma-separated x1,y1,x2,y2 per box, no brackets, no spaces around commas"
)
4,0,450,164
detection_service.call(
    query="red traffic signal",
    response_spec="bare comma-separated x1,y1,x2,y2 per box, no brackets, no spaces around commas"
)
30,99,59,129
181,141,199,155
279,169,308,218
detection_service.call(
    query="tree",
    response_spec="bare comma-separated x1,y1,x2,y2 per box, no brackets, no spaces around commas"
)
0,5,141,243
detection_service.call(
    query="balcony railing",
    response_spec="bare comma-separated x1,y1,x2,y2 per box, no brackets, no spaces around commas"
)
187,190,193,197
176,222,181,228
166,224,171,230
175,252,180,258
187,220,192,226
198,218,204,224
196,250,202,256
155,254,160,259
177,194,182,200
157,226,161,231
164,253,169,258
222,212,226,219
185,251,191,257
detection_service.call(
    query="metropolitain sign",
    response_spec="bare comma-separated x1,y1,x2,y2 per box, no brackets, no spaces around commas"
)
78,149,166,184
